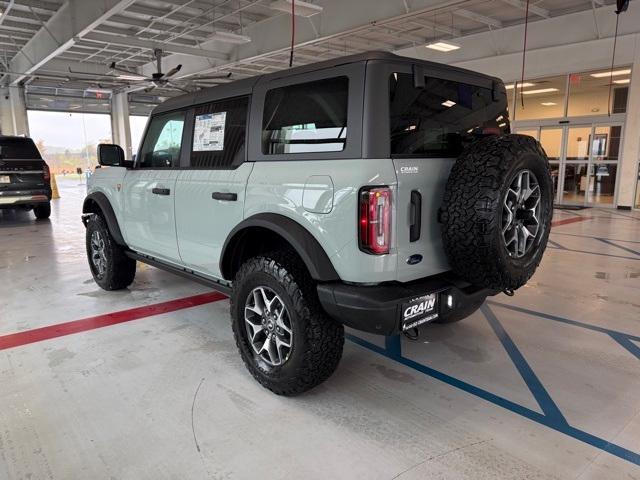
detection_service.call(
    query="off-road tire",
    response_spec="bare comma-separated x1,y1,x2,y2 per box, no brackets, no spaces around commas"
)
441,134,553,291
85,214,136,290
33,202,51,220
231,251,344,396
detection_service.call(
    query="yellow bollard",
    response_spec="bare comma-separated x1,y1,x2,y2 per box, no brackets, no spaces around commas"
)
50,173,60,200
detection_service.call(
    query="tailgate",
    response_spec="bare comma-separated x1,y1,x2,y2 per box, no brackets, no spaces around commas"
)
393,157,454,282
0,159,47,192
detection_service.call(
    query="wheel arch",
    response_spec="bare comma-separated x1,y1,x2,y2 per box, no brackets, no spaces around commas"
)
220,213,340,282
82,192,126,246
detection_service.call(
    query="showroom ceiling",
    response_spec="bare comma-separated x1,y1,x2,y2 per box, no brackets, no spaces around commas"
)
0,0,619,113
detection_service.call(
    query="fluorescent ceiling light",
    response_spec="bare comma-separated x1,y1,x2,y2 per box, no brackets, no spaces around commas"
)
505,82,535,89
498,122,507,128
541,102,557,106
85,88,111,94
270,0,322,17
426,41,460,52
442,100,456,107
211,31,251,44
590,69,631,78
613,78,630,84
521,88,559,95
117,73,146,81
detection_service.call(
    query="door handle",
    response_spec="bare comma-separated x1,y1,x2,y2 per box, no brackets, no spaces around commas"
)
212,192,237,201
152,187,171,196
409,190,422,242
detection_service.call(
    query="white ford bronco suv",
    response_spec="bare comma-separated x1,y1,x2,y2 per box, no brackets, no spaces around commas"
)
83,52,553,395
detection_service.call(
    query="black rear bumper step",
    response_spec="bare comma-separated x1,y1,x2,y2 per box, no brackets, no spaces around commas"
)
317,272,498,336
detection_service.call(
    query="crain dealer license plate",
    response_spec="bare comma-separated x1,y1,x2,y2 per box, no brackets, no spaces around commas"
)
402,293,438,331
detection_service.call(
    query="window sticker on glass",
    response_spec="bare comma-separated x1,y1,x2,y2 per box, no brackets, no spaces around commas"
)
194,112,226,151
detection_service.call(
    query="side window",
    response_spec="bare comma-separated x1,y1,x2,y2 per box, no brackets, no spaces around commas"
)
262,76,348,155
191,96,248,168
138,111,185,168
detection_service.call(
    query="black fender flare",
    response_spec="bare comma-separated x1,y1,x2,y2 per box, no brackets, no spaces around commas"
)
220,213,340,282
82,192,126,246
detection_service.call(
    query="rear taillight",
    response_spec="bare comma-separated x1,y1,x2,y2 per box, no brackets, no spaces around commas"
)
359,186,392,255
43,163,50,183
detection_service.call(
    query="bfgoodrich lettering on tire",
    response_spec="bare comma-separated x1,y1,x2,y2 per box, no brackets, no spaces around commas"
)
440,134,554,291
230,251,344,396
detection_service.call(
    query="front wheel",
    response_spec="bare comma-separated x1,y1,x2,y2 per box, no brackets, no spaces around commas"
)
85,214,136,290
231,251,344,396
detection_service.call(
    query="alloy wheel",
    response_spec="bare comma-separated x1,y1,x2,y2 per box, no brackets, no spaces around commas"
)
90,230,107,276
501,169,542,258
244,286,293,366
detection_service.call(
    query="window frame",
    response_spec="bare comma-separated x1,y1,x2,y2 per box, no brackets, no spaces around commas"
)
249,63,365,162
187,94,251,170
134,109,189,169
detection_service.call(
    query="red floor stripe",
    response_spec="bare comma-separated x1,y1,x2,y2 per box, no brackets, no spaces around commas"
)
0,291,227,351
551,216,589,227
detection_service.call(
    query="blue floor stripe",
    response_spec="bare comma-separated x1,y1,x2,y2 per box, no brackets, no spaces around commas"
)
344,333,640,466
597,238,640,257
609,333,640,361
481,305,568,425
546,239,566,249
488,301,640,342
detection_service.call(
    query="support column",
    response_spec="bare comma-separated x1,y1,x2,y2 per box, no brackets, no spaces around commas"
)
110,91,132,158
0,86,29,136
618,34,640,209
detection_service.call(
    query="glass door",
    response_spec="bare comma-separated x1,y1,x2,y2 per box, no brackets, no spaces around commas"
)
539,127,563,203
561,126,591,205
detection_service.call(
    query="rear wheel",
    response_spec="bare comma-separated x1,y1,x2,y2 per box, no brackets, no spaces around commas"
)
85,214,136,290
231,251,344,396
33,202,51,220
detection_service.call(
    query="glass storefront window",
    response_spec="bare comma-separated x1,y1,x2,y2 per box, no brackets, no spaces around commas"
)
539,128,562,161
562,163,589,205
567,68,630,117
511,76,566,120
591,125,622,162
565,126,591,161
635,164,640,209
588,163,617,205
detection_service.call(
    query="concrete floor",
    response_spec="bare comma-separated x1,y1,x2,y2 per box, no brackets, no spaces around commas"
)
1,177,639,480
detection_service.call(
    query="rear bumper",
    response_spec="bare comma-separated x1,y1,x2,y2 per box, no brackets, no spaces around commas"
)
0,190,51,206
317,272,498,336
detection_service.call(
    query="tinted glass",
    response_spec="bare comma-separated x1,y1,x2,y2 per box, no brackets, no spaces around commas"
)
262,76,348,154
191,96,248,168
138,111,185,168
0,137,42,159
389,73,509,157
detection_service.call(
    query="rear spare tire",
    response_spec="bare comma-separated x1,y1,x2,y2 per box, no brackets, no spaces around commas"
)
440,134,553,291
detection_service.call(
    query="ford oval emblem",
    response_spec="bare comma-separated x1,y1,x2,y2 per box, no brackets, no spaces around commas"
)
406,254,423,265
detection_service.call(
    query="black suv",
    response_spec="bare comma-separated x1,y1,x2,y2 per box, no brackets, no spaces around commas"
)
0,136,52,220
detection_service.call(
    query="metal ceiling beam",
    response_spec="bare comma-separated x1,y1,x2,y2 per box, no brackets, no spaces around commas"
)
0,0,60,13
81,32,229,61
147,0,471,78
454,8,503,28
499,0,550,19
8,0,137,85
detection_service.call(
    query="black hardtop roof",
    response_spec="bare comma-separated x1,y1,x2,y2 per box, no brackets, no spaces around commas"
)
153,50,502,115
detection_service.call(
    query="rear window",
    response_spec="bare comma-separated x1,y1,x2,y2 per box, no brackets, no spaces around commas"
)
0,137,42,160
389,73,509,157
262,76,348,155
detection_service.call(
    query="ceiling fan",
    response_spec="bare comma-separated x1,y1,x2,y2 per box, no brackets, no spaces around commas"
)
108,48,232,93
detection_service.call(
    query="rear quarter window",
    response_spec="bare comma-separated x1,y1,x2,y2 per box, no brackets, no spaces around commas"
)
389,73,509,158
262,76,348,155
0,137,42,159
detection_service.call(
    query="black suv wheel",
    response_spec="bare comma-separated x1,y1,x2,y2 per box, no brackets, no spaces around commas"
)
85,214,136,290
231,251,344,396
33,202,51,220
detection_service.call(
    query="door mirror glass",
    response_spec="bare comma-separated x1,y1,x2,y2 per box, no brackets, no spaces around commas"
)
98,143,125,166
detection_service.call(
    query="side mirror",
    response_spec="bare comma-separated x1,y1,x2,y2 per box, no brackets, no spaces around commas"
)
97,143,125,167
